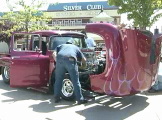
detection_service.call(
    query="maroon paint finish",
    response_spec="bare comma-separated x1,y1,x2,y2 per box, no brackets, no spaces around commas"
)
0,57,11,67
10,54,49,87
0,25,161,97
8,31,83,88
86,23,162,96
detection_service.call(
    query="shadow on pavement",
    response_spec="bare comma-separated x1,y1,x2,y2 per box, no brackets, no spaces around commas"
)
0,79,81,112
0,79,149,118
76,95,149,120
0,80,51,102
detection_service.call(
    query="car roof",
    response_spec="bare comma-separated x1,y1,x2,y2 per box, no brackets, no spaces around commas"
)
12,30,85,37
32,30,85,37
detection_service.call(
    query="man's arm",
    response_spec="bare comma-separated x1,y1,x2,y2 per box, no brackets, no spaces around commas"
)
52,51,57,61
52,45,60,61
81,56,86,68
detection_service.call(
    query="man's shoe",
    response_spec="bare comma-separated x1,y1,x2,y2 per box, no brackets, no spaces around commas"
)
77,99,88,105
55,97,61,103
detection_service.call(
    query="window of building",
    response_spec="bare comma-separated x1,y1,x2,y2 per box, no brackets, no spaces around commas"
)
51,19,84,26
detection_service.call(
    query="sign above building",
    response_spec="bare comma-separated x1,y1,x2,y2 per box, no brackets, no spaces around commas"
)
46,10,119,18
47,1,118,11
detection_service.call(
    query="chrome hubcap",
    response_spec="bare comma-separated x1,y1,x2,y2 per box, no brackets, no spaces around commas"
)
4,66,10,79
62,79,74,97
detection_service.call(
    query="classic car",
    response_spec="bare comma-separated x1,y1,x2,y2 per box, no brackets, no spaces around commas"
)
0,23,161,100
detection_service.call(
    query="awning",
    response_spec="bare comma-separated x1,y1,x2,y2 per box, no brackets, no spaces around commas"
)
90,9,114,22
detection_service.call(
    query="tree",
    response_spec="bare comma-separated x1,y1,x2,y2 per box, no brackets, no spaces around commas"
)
109,0,162,30
0,20,15,43
0,0,52,43
3,0,51,33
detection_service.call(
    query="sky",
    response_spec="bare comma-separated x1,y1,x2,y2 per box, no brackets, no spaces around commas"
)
0,0,106,12
0,0,160,32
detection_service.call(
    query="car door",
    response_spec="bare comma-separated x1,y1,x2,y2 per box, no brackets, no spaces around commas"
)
9,34,50,87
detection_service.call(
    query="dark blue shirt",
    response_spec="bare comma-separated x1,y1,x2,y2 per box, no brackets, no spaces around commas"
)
56,44,84,61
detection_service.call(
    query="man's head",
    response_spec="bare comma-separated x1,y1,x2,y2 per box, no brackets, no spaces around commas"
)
66,38,73,44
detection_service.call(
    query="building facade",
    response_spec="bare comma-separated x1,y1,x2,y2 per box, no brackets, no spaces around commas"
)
45,1,120,31
0,1,120,43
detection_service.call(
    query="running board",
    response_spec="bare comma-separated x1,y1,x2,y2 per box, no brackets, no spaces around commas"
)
27,87,49,93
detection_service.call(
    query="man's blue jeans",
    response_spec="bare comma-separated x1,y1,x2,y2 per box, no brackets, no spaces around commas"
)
54,56,84,101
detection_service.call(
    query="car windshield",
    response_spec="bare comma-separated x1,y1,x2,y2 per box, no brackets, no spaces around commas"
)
49,36,86,50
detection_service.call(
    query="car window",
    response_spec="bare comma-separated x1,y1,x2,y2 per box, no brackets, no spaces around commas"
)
49,36,85,50
13,34,41,51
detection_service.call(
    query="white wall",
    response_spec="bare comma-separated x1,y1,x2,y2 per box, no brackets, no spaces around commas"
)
0,42,9,53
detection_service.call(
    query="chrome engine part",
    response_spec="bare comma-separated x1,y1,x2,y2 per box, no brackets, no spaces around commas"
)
81,48,106,74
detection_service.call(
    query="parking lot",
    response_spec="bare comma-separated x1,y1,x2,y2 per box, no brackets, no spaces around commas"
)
0,74,162,120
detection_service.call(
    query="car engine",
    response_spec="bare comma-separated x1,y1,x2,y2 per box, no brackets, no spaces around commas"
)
80,48,106,74
78,48,106,89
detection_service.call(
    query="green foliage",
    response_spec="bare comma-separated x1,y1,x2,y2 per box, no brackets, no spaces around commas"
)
1,0,52,36
109,0,162,29
0,21,14,43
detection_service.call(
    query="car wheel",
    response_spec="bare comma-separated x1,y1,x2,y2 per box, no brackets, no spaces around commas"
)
61,78,75,100
1,66,10,84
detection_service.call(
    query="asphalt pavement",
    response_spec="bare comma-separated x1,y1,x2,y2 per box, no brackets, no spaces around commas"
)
0,74,162,120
